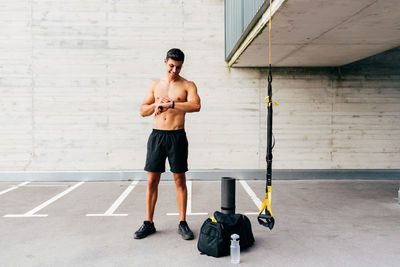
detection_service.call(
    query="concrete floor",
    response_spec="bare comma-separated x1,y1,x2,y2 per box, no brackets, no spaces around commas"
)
0,179,399,267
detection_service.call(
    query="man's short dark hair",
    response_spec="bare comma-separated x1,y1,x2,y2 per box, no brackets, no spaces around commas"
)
166,48,185,62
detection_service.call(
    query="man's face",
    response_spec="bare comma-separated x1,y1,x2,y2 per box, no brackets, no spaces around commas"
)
164,58,183,79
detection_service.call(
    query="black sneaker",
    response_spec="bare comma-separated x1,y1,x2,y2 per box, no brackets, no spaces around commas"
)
134,221,156,239
178,221,194,240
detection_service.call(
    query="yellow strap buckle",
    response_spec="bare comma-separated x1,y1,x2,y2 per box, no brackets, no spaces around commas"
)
265,96,279,107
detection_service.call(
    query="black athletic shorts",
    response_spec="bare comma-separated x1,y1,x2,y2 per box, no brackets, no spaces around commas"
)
144,129,188,173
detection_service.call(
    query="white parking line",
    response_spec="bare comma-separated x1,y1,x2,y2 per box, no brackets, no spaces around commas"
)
239,180,262,215
22,184,69,187
4,182,84,218
0,181,30,196
167,181,208,216
87,181,139,217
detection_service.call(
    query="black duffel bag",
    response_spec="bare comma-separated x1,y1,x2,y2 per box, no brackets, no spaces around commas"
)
197,211,255,257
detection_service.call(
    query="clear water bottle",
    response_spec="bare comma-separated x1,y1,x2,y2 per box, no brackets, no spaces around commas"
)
230,234,240,264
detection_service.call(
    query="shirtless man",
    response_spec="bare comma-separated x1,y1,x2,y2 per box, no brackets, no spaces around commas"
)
134,48,201,240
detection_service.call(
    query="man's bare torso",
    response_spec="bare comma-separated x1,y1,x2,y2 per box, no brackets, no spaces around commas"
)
153,77,189,130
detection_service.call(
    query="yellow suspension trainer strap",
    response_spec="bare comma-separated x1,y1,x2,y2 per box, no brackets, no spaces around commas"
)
258,0,275,230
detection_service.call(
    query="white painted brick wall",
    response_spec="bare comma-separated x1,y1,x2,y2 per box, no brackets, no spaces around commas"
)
0,0,399,172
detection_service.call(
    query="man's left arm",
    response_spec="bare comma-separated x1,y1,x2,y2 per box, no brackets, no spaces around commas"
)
173,82,201,113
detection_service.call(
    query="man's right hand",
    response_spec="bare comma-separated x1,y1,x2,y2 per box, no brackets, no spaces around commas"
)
160,97,172,104
155,97,172,115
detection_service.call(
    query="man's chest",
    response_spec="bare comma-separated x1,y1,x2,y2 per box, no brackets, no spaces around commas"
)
154,84,187,102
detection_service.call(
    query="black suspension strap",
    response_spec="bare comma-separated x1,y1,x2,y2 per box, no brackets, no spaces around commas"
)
257,0,276,230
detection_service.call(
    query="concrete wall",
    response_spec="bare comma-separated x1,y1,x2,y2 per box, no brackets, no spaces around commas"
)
0,0,399,176
270,47,400,169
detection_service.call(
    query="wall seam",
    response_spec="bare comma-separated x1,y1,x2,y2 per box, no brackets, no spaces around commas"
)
26,0,35,170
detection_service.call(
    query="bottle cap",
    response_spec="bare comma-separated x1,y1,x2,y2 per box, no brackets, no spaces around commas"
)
231,234,240,241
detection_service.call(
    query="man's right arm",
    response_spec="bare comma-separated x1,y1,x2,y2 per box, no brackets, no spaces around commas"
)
140,81,156,117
